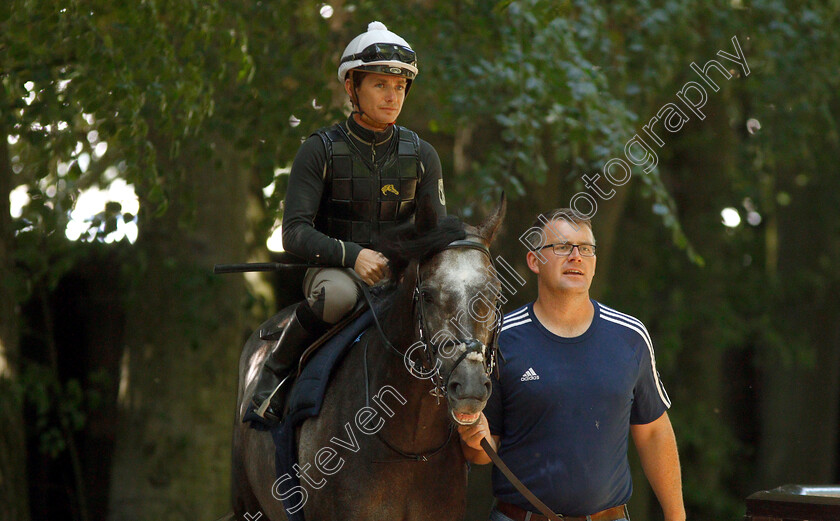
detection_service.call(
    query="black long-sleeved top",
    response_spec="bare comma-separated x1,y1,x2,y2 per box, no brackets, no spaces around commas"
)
282,117,446,268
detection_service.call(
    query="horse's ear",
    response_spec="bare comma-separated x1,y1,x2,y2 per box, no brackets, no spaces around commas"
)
415,193,438,234
477,192,506,246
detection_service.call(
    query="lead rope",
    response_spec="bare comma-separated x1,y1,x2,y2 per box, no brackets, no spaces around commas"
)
480,438,562,521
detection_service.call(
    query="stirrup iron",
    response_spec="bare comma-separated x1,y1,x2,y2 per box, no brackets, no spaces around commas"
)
255,373,293,418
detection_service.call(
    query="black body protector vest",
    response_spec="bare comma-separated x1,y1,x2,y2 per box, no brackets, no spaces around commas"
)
313,124,421,248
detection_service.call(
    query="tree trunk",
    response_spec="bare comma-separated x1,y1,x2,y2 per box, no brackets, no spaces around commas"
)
107,135,248,521
0,116,31,521
587,185,629,301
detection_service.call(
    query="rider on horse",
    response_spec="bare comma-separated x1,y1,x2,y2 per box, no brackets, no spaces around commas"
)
245,21,447,427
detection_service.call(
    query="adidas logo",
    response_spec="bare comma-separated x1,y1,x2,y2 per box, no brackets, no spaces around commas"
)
520,367,540,381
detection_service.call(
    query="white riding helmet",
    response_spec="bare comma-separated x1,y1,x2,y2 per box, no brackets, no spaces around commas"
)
338,21,419,84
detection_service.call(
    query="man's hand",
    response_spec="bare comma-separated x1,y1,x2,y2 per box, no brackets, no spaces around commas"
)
458,412,491,451
354,248,390,286
457,412,496,464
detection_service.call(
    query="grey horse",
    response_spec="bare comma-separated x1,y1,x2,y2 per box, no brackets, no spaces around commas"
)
231,196,506,521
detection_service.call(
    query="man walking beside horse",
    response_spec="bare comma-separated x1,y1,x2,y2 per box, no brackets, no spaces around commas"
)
459,209,685,521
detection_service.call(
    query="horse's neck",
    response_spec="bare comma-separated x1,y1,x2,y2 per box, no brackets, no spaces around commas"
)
366,343,451,449
368,289,451,447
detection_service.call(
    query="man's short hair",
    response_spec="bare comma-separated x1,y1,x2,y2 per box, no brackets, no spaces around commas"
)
530,208,593,237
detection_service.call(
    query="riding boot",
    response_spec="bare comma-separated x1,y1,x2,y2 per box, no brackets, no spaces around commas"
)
244,302,328,427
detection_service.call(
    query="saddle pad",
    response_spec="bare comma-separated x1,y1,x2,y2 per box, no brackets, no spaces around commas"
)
270,308,375,521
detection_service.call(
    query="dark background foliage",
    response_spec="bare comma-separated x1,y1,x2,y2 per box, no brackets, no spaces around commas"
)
2,1,838,520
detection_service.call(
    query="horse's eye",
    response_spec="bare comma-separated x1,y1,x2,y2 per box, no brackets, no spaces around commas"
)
421,290,434,303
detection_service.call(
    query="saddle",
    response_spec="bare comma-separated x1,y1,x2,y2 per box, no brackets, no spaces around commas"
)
258,298,369,377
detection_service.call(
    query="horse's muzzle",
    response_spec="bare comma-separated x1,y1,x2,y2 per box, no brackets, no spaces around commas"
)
447,379,491,426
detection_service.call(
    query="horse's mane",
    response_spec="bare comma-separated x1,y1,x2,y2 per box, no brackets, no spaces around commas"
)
376,216,467,279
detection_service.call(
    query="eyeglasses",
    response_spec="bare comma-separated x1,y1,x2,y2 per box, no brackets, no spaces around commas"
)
539,243,597,257
341,43,417,67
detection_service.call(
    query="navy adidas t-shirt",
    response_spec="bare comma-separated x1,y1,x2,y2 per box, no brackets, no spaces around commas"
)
483,301,670,516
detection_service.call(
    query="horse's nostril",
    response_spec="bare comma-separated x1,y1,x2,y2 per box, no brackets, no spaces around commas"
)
484,380,492,395
448,382,462,396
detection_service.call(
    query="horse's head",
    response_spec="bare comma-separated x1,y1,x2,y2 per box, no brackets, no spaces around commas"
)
379,194,507,426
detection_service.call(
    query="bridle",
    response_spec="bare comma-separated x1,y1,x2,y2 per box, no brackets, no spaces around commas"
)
411,239,503,401
362,238,503,400
358,237,504,462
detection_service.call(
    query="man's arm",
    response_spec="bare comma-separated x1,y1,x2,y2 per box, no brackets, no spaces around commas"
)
457,412,499,465
630,412,686,521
